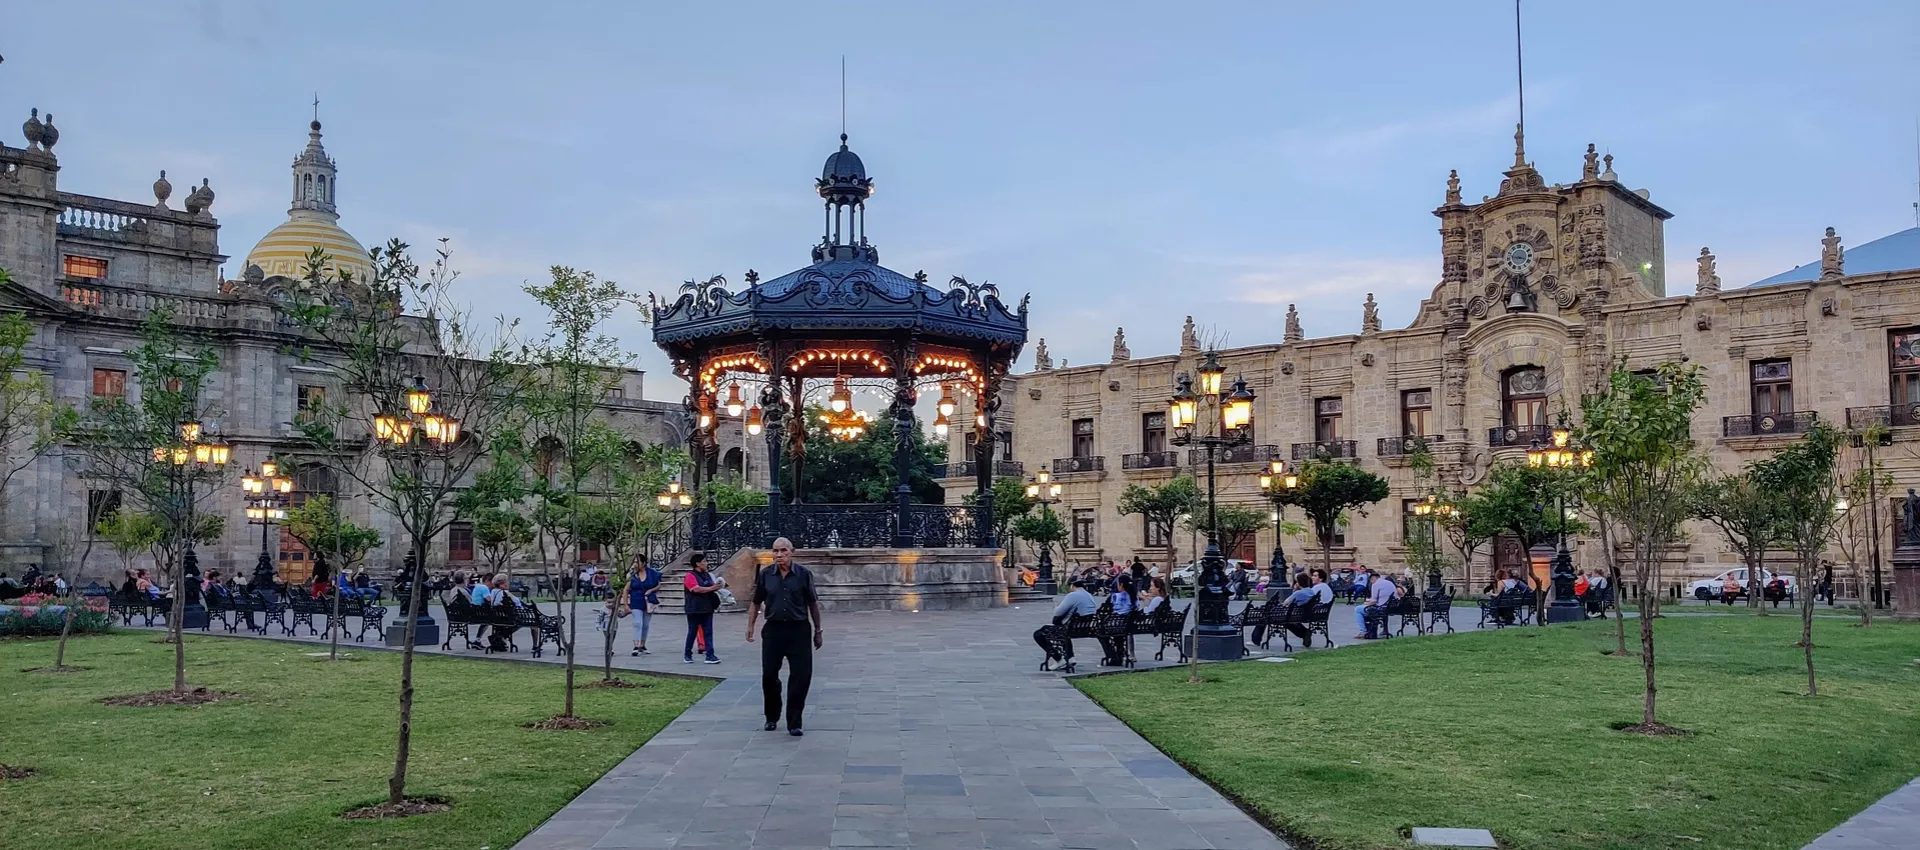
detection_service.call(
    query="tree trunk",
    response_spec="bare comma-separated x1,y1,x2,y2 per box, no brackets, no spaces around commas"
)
1800,552,1818,697
603,600,618,681
562,547,577,718
1637,541,1658,726
1747,549,1767,615
328,564,345,661
55,604,76,667
388,539,426,805
171,554,187,693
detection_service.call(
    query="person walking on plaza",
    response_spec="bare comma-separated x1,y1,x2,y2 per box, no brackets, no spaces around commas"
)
628,554,661,656
746,537,822,736
683,553,723,664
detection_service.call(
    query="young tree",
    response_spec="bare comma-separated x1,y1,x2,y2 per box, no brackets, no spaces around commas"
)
1438,489,1498,591
1117,476,1202,573
1577,362,1707,732
1832,426,1893,626
1272,460,1390,580
523,266,633,721
0,298,78,535
1753,421,1845,696
69,309,227,694
1011,508,1066,571
1182,503,1269,564
287,241,531,808
963,475,1032,565
1467,462,1584,620
285,494,382,660
98,509,163,579
1692,469,1787,612
471,506,534,581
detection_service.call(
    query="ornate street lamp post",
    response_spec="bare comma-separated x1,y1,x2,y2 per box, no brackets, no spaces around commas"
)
373,375,463,647
153,419,230,629
1410,492,1456,594
1168,350,1255,663
657,478,694,560
1024,469,1063,594
1527,426,1593,623
239,460,294,591
1258,458,1298,579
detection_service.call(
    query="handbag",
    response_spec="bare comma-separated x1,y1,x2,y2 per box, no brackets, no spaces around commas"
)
716,587,737,607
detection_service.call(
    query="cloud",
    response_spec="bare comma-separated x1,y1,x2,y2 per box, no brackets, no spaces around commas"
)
1269,88,1555,174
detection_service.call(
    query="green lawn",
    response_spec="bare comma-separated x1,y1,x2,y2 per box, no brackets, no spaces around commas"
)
1075,615,1920,850
0,632,712,850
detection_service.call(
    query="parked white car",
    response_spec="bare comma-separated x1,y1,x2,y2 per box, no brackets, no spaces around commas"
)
1168,559,1253,588
1687,568,1795,600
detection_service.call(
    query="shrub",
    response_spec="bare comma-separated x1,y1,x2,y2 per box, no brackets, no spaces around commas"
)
0,602,113,637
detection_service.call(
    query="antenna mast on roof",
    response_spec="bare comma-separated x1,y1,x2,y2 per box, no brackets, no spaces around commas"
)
1912,117,1918,228
841,56,847,138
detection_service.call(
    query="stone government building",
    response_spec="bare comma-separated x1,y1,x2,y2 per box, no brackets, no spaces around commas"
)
952,130,1920,587
0,105,725,581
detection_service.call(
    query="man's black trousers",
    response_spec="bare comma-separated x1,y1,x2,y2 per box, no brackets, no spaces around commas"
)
761,620,813,729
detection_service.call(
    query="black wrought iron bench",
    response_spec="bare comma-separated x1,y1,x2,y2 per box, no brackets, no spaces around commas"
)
1478,586,1534,628
325,594,388,643
286,592,329,636
107,590,159,626
1232,596,1280,652
514,600,568,658
1422,588,1456,634
1363,592,1425,638
1146,602,1189,662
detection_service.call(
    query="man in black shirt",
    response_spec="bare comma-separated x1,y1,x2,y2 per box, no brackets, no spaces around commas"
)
746,537,823,736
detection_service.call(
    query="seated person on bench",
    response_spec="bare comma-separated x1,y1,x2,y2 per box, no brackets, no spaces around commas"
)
1098,575,1135,666
483,576,519,652
1033,579,1098,666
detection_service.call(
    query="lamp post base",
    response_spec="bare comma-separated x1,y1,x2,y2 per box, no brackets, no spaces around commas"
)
1033,578,1058,596
1185,629,1243,661
385,616,440,648
1545,601,1585,624
179,604,209,631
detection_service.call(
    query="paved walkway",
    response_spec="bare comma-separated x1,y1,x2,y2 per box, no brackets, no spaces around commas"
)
1800,779,1920,850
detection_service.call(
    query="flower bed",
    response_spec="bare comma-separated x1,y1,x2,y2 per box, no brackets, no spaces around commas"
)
0,595,113,636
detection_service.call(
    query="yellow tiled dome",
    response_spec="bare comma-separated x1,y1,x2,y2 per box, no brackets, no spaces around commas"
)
243,213,370,282
241,118,372,283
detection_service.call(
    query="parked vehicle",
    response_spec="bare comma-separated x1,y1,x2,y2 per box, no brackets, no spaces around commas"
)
1688,568,1795,600
1168,559,1252,588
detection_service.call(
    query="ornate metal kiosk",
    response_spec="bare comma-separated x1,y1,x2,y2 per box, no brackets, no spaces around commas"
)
651,135,1027,603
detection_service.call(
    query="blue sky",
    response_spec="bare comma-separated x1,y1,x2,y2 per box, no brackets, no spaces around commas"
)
9,1,1919,399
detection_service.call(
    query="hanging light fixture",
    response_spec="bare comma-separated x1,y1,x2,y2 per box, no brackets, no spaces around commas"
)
932,410,950,439
179,419,203,444
936,383,956,418
1223,375,1255,433
724,381,745,418
1196,350,1226,396
828,374,852,414
745,404,764,436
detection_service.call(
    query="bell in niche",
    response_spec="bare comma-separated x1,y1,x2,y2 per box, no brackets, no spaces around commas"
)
1506,286,1531,312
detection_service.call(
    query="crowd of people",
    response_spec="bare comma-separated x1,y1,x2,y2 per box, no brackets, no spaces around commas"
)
0,567,69,600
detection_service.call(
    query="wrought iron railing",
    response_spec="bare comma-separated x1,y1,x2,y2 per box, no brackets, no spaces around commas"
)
1122,451,1180,470
1290,440,1358,461
1488,424,1553,448
1847,404,1920,429
1723,411,1818,438
1377,434,1444,457
691,502,987,551
1052,456,1105,475
939,460,1024,479
1213,443,1280,465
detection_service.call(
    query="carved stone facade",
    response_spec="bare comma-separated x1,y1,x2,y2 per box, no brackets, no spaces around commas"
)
0,109,697,580
950,143,1920,588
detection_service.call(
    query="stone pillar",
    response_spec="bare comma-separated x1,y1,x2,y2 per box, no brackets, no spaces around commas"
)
891,368,917,548
1893,544,1920,620
761,380,785,543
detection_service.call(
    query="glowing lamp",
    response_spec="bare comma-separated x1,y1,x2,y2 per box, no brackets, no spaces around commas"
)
171,447,190,465
746,405,764,436
1283,473,1298,489
1197,350,1226,396
724,382,744,418
1223,375,1255,431
828,376,852,414
152,447,168,463
275,477,293,495
933,411,950,439
405,375,432,415
373,414,396,441
241,474,261,494
1552,426,1571,448
1168,378,1197,430
261,460,279,478
936,383,957,418
179,419,203,444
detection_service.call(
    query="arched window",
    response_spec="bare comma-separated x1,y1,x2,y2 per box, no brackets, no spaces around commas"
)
303,173,314,200
1502,366,1548,428
316,175,328,203
723,447,743,479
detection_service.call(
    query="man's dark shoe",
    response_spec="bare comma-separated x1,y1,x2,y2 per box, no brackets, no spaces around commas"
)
789,728,804,737
763,721,777,732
